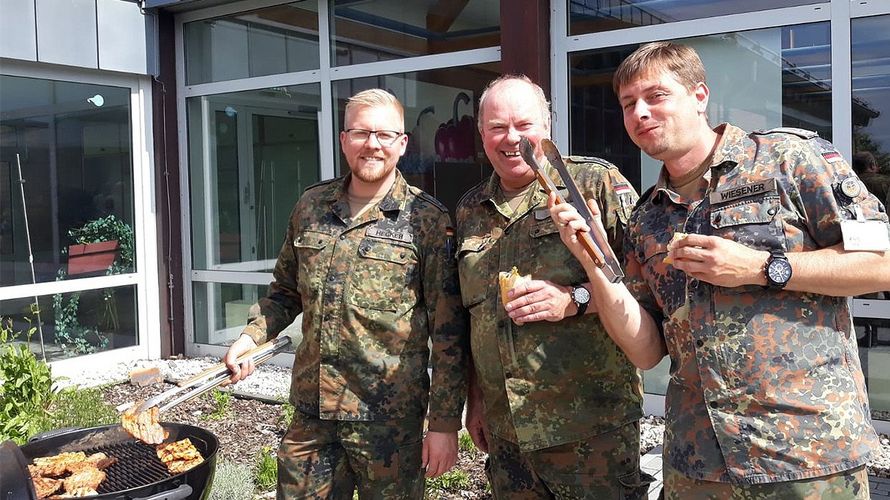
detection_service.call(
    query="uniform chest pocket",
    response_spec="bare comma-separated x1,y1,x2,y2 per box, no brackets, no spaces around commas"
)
457,237,490,308
294,231,335,294
709,195,785,252
529,220,560,239
347,239,417,311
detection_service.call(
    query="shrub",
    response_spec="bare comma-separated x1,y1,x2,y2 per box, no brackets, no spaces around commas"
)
202,389,232,421
42,387,118,431
254,446,278,491
0,317,56,444
209,460,254,500
278,402,295,428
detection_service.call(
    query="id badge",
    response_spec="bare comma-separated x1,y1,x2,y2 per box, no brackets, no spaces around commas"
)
840,219,890,251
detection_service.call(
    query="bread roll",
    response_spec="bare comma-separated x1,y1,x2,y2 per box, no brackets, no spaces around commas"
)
663,232,689,265
499,267,531,306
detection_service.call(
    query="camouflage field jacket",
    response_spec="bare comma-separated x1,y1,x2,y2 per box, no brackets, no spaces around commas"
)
625,123,885,484
455,157,643,452
243,171,468,432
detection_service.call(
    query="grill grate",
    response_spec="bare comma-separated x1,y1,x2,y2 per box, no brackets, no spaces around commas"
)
85,441,172,493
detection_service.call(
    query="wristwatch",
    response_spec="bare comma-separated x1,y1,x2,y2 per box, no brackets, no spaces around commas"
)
765,250,792,289
570,285,591,316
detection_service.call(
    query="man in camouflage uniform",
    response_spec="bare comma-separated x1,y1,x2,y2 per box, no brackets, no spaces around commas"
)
549,42,889,498
456,74,649,499
224,89,467,499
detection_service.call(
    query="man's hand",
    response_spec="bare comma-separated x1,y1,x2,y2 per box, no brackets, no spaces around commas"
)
668,234,768,288
504,280,575,324
222,334,258,385
464,388,489,453
422,431,458,478
548,194,601,270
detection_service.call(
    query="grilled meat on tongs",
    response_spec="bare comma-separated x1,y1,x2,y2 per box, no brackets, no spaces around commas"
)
121,404,168,445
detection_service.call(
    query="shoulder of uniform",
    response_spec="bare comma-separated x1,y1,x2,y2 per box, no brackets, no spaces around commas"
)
751,127,819,140
566,155,617,170
303,176,341,193
634,185,656,210
409,185,449,213
455,178,489,209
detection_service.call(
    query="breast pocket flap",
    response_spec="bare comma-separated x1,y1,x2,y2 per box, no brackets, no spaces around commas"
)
711,196,780,229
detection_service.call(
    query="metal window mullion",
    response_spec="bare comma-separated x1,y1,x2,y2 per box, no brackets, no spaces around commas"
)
564,3,831,53
328,47,501,81
850,0,890,18
550,0,570,151
181,69,322,98
0,274,140,301
192,270,274,285
830,0,852,159
176,0,294,23
318,0,335,181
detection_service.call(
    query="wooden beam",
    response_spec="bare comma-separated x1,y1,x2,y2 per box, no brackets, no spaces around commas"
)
499,0,550,95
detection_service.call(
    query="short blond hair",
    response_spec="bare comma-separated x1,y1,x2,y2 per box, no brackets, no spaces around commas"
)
477,74,551,131
345,89,405,130
613,42,706,95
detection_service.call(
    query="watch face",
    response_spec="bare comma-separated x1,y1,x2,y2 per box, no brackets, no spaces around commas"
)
573,286,591,304
767,258,792,285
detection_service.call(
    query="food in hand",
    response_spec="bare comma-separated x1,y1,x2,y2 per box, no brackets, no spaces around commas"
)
499,267,531,306
121,404,168,445
663,232,689,264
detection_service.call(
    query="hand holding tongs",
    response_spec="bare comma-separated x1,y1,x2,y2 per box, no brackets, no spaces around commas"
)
119,335,292,414
518,136,624,283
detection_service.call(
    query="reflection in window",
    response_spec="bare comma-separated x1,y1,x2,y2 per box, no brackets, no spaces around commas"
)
0,75,135,287
331,0,500,66
0,287,138,362
184,1,321,85
332,62,500,213
187,84,322,270
569,22,833,193
568,0,820,36
193,282,291,347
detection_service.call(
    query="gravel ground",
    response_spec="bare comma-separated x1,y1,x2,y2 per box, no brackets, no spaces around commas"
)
61,356,890,494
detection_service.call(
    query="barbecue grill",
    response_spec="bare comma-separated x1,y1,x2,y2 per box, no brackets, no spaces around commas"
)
0,422,218,500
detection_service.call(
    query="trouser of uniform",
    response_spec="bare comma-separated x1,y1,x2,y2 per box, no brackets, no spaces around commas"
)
276,410,425,500
662,462,870,499
485,420,652,499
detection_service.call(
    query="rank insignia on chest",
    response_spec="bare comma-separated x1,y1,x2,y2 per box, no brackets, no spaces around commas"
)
366,226,414,243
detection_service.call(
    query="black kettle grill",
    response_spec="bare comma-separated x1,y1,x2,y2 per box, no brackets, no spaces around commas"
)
0,422,218,500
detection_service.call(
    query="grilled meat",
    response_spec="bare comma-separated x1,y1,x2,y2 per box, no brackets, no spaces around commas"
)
62,467,106,494
156,438,203,474
121,404,167,444
30,451,113,498
31,476,62,498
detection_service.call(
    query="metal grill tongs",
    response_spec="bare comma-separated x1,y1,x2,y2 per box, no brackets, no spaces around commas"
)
119,335,292,414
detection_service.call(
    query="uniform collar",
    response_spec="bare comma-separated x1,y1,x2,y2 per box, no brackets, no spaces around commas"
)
327,170,410,221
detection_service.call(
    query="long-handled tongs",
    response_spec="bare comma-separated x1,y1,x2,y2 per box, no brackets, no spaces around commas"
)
519,136,625,283
118,335,292,414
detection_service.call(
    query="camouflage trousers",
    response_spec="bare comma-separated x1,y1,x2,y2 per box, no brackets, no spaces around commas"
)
276,410,425,500
485,420,653,499
663,462,870,499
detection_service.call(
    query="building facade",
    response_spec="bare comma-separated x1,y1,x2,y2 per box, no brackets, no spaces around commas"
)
1,0,889,428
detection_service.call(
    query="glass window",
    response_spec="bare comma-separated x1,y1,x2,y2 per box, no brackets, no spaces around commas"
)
331,0,500,66
187,84,322,271
569,22,832,194
332,62,500,213
851,14,890,418
568,0,823,36
184,2,320,85
0,286,138,362
1,75,136,287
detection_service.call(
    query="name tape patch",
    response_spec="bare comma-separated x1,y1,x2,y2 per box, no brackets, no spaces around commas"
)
709,179,777,205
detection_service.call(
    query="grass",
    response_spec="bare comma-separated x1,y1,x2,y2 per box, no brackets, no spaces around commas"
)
425,469,471,495
457,430,476,455
209,460,255,499
254,446,278,491
279,402,294,427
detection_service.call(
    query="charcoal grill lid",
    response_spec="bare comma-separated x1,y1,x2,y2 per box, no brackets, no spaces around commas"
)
0,440,35,500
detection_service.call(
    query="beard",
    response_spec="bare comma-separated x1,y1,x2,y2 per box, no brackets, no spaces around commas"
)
350,159,396,185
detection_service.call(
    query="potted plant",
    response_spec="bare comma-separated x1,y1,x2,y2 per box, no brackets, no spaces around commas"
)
66,215,134,276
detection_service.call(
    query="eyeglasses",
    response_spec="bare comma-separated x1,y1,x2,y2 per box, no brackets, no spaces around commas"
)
344,129,405,147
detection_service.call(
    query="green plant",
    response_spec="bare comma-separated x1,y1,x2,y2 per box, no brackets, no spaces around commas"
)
0,317,57,444
209,460,255,500
40,387,117,431
202,389,232,421
278,402,295,427
253,446,278,491
53,215,134,355
425,469,470,495
458,430,475,455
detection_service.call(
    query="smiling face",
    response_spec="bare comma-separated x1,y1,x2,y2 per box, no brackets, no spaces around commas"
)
339,104,407,186
479,79,551,191
618,69,710,164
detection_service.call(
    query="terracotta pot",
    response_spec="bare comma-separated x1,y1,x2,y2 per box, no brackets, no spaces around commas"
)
67,240,119,275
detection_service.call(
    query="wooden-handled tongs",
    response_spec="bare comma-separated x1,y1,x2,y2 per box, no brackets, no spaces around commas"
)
119,335,292,414
518,136,624,283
